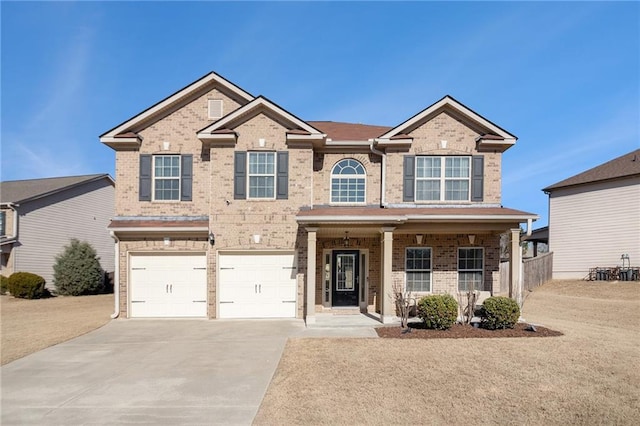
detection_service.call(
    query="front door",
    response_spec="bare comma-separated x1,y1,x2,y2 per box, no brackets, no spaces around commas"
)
332,250,359,307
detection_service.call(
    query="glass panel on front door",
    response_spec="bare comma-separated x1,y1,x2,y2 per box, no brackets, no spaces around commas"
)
332,250,359,307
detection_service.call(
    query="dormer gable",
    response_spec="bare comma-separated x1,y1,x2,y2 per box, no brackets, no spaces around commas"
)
100,72,254,149
376,95,517,152
197,96,325,146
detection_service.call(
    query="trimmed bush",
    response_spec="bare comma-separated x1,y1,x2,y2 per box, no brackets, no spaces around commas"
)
480,296,520,330
417,294,458,330
53,239,104,296
1,275,9,295
7,272,47,299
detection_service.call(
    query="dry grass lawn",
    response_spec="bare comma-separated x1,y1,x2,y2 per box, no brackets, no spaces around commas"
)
254,280,640,425
1,294,113,365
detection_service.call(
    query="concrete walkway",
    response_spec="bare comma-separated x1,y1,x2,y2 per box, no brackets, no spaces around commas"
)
1,319,377,425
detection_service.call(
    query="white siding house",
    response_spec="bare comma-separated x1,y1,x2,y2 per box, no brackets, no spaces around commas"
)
0,174,115,290
544,150,640,279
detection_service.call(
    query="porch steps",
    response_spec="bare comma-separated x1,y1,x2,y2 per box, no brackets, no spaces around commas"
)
308,312,386,328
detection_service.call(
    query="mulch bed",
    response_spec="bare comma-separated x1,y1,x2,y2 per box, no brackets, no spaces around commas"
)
375,322,563,339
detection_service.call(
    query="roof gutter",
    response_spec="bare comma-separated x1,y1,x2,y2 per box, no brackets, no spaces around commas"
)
109,231,120,319
369,140,387,208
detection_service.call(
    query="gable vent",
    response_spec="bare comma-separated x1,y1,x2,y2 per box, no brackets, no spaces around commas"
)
208,99,223,120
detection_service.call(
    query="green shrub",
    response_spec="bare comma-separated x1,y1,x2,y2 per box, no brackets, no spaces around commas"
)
0,275,9,294
1,275,9,295
53,239,104,296
7,272,47,299
480,296,520,330
417,294,458,330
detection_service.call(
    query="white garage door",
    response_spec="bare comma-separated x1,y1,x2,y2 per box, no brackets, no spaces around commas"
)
129,253,207,318
218,253,297,318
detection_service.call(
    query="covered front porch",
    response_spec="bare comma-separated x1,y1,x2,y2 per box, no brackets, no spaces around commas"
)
297,206,537,325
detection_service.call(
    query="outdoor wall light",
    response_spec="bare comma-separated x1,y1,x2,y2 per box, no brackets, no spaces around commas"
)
208,232,215,246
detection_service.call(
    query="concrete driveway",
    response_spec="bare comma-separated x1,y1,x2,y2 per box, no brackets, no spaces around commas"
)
1,319,309,425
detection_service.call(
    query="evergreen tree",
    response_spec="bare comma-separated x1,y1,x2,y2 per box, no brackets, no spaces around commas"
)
53,239,104,295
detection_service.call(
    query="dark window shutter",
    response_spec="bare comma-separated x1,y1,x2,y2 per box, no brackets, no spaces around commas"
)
0,211,5,236
234,151,247,200
276,151,289,200
181,155,193,201
471,155,484,202
139,154,152,201
403,155,415,202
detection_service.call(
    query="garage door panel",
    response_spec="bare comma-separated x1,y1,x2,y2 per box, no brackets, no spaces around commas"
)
218,253,297,319
130,254,207,318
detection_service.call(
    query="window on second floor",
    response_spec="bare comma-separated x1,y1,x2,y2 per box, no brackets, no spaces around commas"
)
139,154,192,202
248,152,275,199
0,211,6,236
403,155,483,203
331,159,366,203
233,151,289,200
416,156,470,201
154,155,181,201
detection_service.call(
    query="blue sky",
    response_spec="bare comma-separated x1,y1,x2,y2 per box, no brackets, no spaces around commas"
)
2,1,638,227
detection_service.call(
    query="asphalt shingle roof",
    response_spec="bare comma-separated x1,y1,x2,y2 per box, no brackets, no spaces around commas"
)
0,174,111,204
543,149,640,192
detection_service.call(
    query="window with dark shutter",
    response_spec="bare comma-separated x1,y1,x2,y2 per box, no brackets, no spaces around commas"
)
234,151,247,199
139,155,152,201
403,156,415,202
181,155,193,201
276,151,289,200
471,155,484,202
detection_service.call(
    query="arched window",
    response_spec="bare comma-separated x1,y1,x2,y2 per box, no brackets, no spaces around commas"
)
331,159,366,203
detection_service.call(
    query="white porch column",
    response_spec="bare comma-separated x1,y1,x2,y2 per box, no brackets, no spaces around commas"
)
305,227,318,325
381,227,395,324
509,228,523,305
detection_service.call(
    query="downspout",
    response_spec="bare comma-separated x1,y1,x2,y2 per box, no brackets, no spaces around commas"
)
369,140,387,208
109,231,120,319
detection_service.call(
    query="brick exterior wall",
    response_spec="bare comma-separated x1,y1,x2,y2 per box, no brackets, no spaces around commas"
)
313,152,382,206
115,87,241,217
385,111,502,205
109,81,512,320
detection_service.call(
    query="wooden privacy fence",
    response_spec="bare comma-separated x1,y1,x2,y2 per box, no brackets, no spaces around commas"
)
500,252,554,294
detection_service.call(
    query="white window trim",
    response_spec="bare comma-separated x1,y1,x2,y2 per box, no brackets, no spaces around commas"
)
330,158,367,205
152,155,181,202
247,151,276,200
208,99,223,120
415,156,471,202
457,247,484,292
405,246,433,293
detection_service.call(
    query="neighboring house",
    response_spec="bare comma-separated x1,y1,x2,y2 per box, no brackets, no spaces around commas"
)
543,149,640,279
0,174,115,290
100,72,537,322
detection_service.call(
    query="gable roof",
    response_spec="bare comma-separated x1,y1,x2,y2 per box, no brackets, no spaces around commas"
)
0,174,114,204
308,121,391,141
197,96,323,139
377,95,517,150
543,149,640,192
100,72,254,144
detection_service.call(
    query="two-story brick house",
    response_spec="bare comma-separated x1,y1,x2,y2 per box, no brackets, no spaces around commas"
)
100,72,537,323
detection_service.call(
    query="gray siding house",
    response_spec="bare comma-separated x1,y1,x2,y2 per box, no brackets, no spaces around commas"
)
543,149,640,279
0,174,115,290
